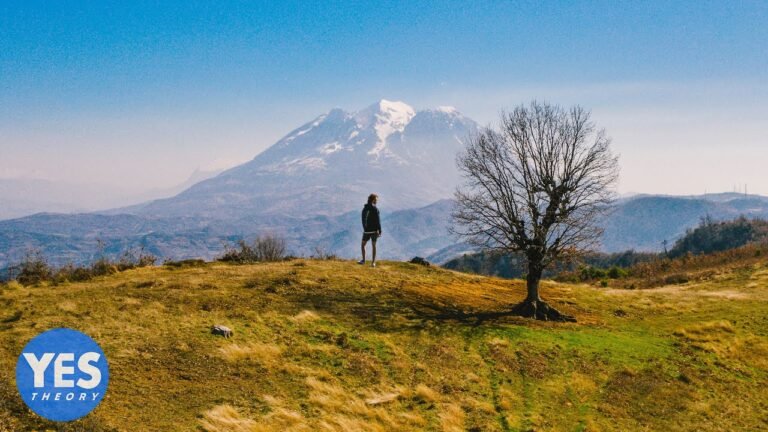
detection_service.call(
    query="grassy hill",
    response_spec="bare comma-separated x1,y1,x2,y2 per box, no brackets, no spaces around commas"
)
1,259,767,431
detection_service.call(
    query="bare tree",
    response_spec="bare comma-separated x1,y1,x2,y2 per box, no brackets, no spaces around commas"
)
219,234,287,263
253,234,287,261
452,101,619,321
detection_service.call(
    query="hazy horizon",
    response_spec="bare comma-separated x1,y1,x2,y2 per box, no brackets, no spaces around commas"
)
2,1,767,207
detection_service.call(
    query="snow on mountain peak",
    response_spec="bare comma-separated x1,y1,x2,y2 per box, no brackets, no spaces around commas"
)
353,99,416,157
378,99,416,120
266,99,473,169
355,100,415,127
436,105,458,114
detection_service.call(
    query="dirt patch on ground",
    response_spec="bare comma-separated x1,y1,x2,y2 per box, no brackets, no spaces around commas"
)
603,285,752,300
697,290,750,299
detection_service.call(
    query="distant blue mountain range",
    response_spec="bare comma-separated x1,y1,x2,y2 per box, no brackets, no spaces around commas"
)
3,193,767,272
2,100,767,271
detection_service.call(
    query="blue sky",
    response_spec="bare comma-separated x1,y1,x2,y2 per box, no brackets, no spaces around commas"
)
1,1,767,197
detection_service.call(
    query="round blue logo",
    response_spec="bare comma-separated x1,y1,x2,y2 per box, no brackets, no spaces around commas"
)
15,328,109,422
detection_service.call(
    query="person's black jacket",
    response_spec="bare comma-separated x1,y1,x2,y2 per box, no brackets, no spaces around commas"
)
362,203,381,233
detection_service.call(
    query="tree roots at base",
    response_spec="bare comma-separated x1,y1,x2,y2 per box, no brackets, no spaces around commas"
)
510,299,577,322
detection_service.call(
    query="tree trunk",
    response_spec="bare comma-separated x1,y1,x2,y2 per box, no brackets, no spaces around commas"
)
511,259,576,322
526,265,543,302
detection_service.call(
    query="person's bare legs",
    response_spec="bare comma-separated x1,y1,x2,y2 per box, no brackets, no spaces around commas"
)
371,239,377,265
360,239,367,263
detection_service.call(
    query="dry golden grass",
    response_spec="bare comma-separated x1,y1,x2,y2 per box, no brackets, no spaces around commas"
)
487,337,509,347
674,320,735,341
438,403,466,432
219,342,282,364
291,309,320,323
200,405,257,432
56,299,79,313
364,391,400,406
413,384,440,403
674,320,768,369
277,376,424,431
0,259,766,431
2,280,21,290
201,396,313,432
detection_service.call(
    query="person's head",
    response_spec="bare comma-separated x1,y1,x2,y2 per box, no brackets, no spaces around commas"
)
367,193,378,205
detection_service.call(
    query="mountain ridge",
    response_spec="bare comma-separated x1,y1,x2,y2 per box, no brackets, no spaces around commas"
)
4,193,768,272
3,100,768,271
130,99,477,219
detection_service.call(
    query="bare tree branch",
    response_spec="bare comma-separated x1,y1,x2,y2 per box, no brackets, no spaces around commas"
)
451,101,619,320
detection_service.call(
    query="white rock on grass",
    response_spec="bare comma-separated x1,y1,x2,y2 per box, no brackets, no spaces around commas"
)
211,324,233,338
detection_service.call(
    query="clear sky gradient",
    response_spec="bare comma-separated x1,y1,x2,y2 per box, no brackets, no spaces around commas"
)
1,1,767,197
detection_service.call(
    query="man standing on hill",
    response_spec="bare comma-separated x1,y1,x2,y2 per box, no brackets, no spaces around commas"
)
358,193,381,267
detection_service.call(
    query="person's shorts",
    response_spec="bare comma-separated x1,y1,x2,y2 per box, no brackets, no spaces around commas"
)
362,232,379,242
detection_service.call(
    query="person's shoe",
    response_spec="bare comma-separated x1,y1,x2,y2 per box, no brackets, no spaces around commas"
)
371,262,376,268
357,260,365,265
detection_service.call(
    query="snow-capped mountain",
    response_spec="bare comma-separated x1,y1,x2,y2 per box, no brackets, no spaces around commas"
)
134,100,478,218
